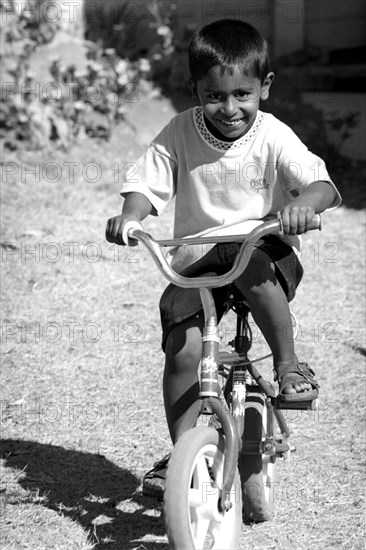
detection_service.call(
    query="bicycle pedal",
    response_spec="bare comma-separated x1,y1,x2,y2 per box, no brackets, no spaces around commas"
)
275,442,290,454
273,398,317,411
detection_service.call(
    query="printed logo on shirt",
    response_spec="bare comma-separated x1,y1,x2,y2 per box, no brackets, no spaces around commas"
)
250,178,270,193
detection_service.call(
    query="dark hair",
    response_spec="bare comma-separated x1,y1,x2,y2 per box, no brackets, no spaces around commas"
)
188,19,270,83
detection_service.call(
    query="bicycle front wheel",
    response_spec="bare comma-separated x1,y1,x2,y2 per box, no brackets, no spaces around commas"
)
240,389,277,521
164,426,242,550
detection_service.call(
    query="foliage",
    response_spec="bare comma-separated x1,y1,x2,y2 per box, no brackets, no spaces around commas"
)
1,0,59,49
324,108,360,152
0,0,151,150
82,0,191,92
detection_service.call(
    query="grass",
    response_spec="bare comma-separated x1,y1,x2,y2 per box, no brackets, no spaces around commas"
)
1,90,365,549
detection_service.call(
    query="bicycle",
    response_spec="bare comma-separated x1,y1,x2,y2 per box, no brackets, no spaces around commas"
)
127,214,321,550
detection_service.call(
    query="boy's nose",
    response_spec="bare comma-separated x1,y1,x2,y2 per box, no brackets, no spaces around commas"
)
222,96,237,116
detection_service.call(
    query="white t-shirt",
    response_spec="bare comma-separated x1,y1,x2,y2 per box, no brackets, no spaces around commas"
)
120,107,341,271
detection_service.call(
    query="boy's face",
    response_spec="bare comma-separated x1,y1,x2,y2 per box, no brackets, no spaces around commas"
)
190,65,273,141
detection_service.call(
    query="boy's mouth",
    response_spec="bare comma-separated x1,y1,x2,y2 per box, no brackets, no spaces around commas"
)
217,118,244,127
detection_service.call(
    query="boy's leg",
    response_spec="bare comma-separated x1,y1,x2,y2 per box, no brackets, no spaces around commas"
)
142,314,203,498
234,248,312,396
163,313,203,443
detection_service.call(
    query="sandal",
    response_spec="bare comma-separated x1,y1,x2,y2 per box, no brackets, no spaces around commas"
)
274,362,319,403
142,453,170,499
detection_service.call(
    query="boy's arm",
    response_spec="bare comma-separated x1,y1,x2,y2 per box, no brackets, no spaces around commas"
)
106,192,153,245
281,181,337,235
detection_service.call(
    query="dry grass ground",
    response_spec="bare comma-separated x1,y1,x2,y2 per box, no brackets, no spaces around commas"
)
1,93,365,550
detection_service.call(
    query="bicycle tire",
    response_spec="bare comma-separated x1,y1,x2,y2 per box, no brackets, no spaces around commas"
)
240,390,278,522
164,426,242,550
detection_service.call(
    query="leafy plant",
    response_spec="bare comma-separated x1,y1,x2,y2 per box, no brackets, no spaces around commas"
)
1,1,150,149
324,108,360,151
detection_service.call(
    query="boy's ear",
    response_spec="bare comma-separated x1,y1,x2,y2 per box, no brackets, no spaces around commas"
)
260,72,275,100
188,77,200,104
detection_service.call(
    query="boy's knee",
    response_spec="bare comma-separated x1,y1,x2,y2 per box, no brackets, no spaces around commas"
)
165,316,203,366
249,247,273,268
235,248,276,292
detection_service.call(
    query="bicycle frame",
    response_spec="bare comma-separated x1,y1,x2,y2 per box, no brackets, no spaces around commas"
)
128,215,320,512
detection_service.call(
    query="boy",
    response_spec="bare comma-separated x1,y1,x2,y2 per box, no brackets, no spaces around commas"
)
106,19,341,497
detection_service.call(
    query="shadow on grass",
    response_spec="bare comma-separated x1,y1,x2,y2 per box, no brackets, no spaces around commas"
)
0,439,168,550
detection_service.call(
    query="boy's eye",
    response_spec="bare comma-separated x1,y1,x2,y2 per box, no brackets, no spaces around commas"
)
207,93,222,101
236,91,250,99
206,91,251,102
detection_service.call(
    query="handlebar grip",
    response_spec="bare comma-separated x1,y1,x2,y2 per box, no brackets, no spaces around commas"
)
308,214,322,231
123,221,143,244
278,212,322,235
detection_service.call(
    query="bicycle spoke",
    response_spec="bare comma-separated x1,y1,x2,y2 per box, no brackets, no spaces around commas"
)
189,488,205,508
188,484,218,517
191,516,211,548
189,455,216,516
194,455,212,485
209,519,226,546
189,453,220,546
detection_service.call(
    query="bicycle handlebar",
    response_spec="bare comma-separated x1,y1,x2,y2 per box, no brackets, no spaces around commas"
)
128,214,321,289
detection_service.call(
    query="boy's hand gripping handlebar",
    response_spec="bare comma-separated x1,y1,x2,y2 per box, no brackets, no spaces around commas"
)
127,214,321,289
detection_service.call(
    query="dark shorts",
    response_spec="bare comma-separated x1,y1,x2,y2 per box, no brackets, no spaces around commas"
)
159,235,303,351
